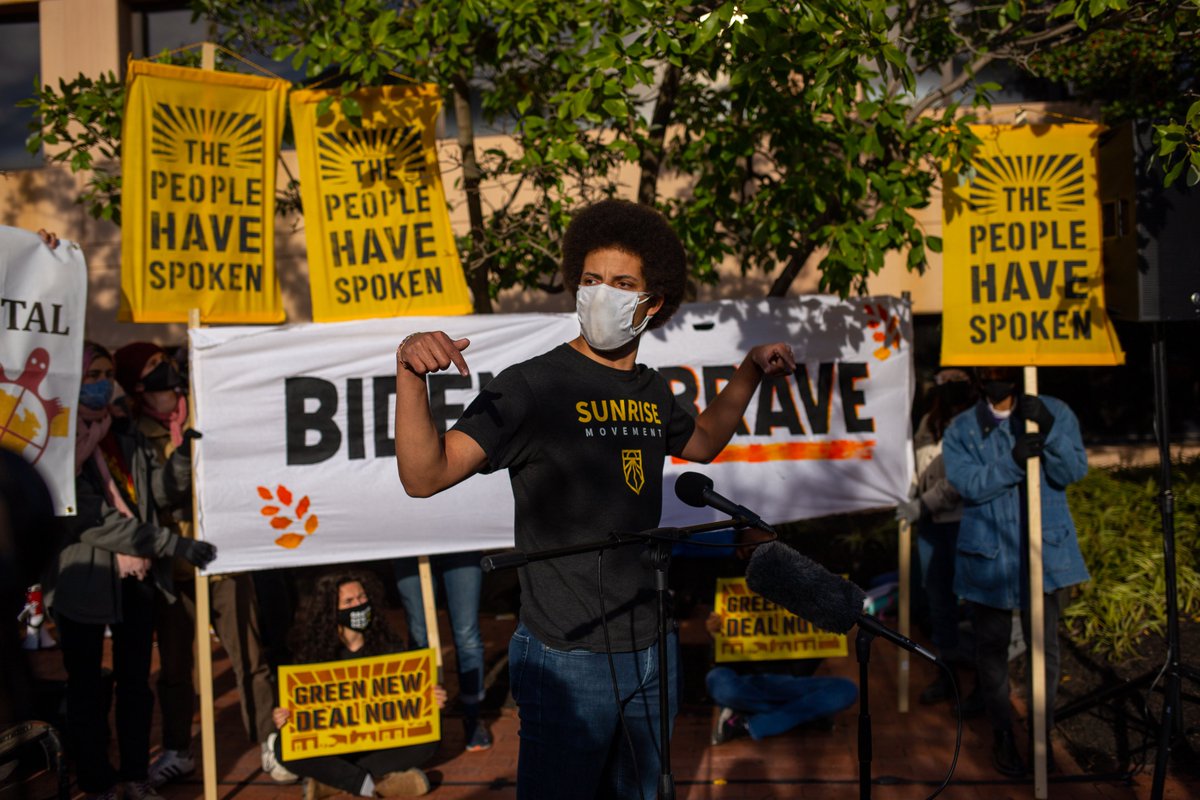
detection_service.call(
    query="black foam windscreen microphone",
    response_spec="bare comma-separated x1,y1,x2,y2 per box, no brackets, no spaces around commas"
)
674,472,776,534
745,541,937,662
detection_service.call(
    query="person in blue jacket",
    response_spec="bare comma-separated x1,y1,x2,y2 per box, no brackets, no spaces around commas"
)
942,366,1089,779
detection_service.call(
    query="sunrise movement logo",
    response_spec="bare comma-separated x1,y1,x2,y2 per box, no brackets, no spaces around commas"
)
966,154,1086,213
622,449,644,495
316,127,427,186
150,103,264,168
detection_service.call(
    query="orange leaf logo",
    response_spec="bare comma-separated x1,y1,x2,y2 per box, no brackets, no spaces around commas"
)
254,484,319,549
864,303,902,361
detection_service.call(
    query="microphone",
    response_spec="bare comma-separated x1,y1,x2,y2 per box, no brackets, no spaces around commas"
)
745,541,937,662
674,472,776,534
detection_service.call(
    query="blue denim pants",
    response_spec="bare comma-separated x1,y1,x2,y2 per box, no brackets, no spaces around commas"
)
393,552,485,714
508,622,678,800
705,667,858,739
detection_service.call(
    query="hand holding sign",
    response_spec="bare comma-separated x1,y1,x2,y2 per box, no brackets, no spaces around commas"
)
397,331,471,377
1018,394,1055,435
1012,432,1046,466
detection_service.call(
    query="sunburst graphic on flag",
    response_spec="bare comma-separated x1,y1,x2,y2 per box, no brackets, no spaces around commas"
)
966,154,1086,214
150,103,263,168
316,126,427,187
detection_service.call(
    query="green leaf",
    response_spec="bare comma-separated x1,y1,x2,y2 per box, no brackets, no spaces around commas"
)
601,98,625,119
926,235,943,253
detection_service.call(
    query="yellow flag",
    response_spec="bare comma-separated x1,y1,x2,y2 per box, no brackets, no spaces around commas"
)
120,61,288,323
941,124,1124,366
291,84,472,322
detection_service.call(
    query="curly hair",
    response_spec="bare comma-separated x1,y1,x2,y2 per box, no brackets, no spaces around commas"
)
287,570,402,664
560,200,688,330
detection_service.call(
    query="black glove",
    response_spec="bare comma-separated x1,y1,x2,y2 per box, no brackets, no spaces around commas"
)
1018,395,1054,435
1012,432,1046,465
174,536,217,568
178,429,202,453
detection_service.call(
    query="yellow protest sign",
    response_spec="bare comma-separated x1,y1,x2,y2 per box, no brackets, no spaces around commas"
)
291,84,472,322
713,577,848,663
941,124,1124,366
120,61,288,323
278,649,440,760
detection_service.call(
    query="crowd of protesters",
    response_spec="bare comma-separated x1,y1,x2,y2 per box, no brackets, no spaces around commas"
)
5,213,1095,798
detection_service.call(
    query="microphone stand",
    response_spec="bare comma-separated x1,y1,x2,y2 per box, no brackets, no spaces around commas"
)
856,628,876,800
482,518,742,800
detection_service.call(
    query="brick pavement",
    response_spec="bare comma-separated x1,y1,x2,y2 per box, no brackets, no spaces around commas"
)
14,608,1197,799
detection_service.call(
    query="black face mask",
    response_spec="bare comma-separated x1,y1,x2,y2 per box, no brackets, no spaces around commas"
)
938,381,974,410
337,602,372,632
141,360,183,393
982,380,1016,404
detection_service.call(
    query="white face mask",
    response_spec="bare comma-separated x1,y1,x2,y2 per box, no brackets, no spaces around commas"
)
576,283,654,352
987,400,1013,420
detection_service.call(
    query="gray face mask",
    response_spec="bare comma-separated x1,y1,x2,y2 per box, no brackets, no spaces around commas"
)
576,283,654,352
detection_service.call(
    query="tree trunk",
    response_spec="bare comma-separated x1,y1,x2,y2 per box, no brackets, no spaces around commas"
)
637,63,680,205
768,249,814,298
453,77,492,314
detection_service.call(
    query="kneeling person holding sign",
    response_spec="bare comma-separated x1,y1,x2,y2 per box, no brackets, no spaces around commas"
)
271,572,445,798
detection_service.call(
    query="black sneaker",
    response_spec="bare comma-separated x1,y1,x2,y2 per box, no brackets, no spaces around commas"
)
992,728,1026,778
711,707,749,745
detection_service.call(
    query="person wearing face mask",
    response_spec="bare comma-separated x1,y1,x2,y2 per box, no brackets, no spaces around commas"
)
941,366,1089,778
895,368,979,708
392,199,796,799
45,342,215,800
112,342,292,787
270,571,445,798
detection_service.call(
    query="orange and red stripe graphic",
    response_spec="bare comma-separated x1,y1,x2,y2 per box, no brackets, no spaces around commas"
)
671,439,875,465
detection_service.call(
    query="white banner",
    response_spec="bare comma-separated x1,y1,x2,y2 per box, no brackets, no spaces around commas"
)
192,297,913,574
0,227,87,515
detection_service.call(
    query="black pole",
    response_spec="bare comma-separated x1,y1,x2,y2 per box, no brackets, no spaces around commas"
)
653,544,675,800
1150,323,1184,800
857,628,875,800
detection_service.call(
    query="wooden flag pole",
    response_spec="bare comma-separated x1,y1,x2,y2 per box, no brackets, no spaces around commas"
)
1025,365,1048,799
188,306,218,800
194,43,219,800
417,556,443,679
897,518,911,713
897,290,913,714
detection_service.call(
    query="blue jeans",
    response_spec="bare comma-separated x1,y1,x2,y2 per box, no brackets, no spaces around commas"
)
705,667,857,740
917,520,961,657
393,552,485,715
508,622,678,800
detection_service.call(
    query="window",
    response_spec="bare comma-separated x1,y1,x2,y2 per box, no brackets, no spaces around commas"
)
0,7,41,169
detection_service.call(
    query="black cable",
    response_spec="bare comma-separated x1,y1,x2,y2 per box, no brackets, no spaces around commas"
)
597,547,646,800
924,658,963,800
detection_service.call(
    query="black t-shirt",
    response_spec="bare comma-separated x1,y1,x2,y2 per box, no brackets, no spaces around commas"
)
453,343,696,652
